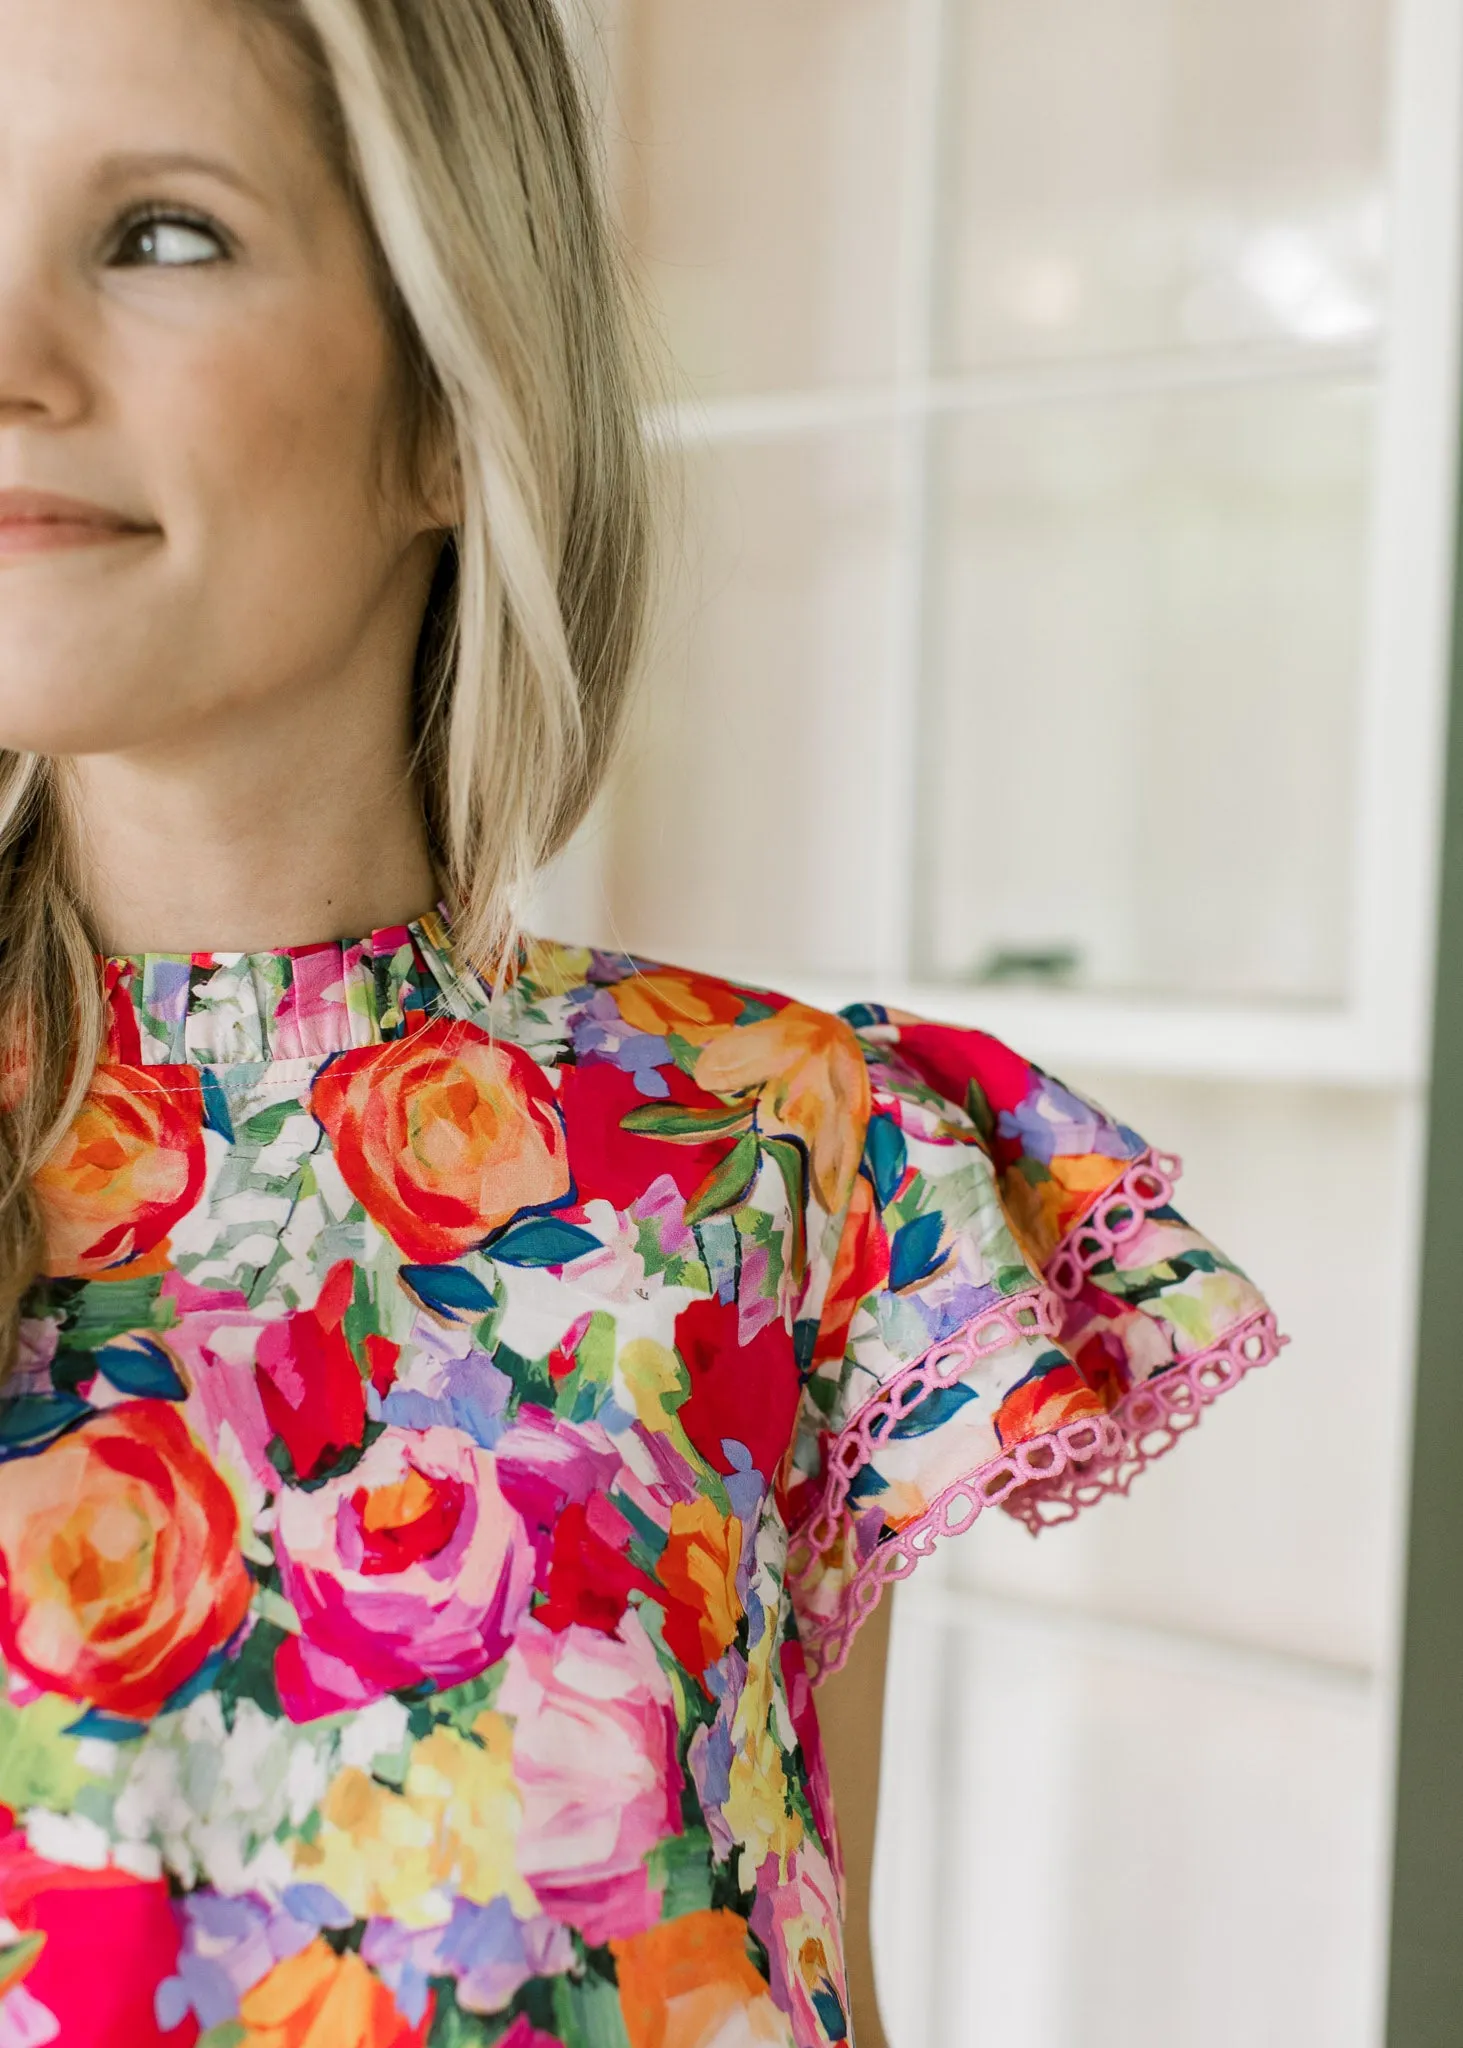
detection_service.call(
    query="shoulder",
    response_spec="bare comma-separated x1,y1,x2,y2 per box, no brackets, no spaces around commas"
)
518,935,872,1077
520,934,838,1031
518,937,876,1220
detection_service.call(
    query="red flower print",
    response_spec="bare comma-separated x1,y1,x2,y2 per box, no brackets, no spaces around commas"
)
994,1359,1105,1447
1072,1325,1136,1407
0,1403,251,1721
892,1020,1033,1121
0,1825,198,2046
364,1333,401,1397
34,1066,207,1279
495,2021,565,2048
534,1495,657,1637
673,1294,799,1484
311,1019,570,1265
255,1260,368,1480
559,1058,743,1213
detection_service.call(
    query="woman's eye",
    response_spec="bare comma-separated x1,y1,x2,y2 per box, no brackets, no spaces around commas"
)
110,214,227,269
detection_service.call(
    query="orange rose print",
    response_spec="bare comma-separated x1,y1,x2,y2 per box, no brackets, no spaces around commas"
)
693,1003,870,1214
0,1401,251,1720
612,1910,793,2048
33,1066,207,1278
994,1360,1104,1447
613,970,745,1048
239,1940,429,2048
311,1019,570,1264
656,1498,744,1682
810,1170,888,1372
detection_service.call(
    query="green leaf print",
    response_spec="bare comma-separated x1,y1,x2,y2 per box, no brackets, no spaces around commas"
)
648,1829,717,1917
491,1218,602,1268
0,1693,99,1812
575,1309,617,1385
0,1390,91,1453
550,1970,632,2048
0,1933,45,1995
238,1098,298,1146
492,1342,555,1411
620,1101,753,1142
212,1617,289,1726
61,1271,176,1350
760,1135,808,1283
684,1130,760,1225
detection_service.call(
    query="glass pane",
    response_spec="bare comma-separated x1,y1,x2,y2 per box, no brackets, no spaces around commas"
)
882,1604,1383,2048
604,0,909,396
604,431,901,977
917,382,1372,1003
936,0,1391,368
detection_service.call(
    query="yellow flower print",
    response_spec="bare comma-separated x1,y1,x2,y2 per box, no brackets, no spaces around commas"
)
617,1336,691,1438
522,937,594,999
693,1004,871,1215
293,1716,535,1930
724,1610,803,1884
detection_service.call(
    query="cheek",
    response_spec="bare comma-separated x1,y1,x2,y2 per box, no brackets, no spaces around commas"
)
162,308,401,556
0,303,411,756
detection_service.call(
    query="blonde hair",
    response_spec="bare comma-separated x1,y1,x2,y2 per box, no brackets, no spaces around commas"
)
0,0,652,1364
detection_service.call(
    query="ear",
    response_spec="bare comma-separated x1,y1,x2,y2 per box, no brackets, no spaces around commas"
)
416,410,464,533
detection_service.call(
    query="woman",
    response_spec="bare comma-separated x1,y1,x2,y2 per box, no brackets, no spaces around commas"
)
0,1,1280,2043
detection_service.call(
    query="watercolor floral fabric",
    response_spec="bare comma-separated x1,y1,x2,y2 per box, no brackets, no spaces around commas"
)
0,912,1279,2048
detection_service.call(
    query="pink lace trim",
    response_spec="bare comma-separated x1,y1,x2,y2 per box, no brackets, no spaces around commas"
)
795,1286,1064,1560
797,1305,1284,1682
1046,1148,1183,1299
792,1147,1183,1572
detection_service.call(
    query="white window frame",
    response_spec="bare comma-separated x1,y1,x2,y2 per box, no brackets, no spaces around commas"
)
556,0,1463,1088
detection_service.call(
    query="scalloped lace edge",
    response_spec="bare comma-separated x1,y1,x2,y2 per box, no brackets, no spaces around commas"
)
792,1145,1182,1570
794,1284,1064,1562
1046,1147,1185,1300
796,1305,1285,1684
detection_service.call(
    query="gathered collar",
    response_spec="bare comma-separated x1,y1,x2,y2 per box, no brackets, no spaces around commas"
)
101,905,510,1066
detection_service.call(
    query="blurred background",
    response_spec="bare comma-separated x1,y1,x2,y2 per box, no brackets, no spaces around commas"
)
532,4,1463,2042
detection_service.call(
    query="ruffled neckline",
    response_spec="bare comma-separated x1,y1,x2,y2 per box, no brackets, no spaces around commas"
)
101,905,506,1067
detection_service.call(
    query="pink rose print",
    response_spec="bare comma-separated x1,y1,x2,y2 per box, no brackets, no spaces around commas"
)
497,1612,684,1945
273,1424,534,1720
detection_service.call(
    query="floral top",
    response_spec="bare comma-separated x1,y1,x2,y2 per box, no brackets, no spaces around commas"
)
0,911,1278,2048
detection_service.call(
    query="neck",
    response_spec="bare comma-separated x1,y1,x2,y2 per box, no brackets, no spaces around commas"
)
65,682,439,958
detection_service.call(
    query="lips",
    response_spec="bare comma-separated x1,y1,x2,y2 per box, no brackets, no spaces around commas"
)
0,488,156,556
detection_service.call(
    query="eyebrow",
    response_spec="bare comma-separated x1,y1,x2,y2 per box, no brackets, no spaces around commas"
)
89,150,267,206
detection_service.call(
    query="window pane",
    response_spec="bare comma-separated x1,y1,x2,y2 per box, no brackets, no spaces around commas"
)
604,432,902,977
605,0,909,396
936,0,1391,368
917,382,1372,1003
880,1605,1382,2048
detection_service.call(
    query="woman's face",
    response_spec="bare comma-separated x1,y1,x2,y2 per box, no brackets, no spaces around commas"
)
0,0,440,757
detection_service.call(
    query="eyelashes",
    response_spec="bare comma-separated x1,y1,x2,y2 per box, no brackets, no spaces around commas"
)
107,204,234,270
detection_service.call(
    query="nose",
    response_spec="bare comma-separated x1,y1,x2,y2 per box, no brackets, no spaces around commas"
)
0,238,91,431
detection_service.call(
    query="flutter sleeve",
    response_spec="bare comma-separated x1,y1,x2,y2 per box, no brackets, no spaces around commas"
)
783,1005,1282,1680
